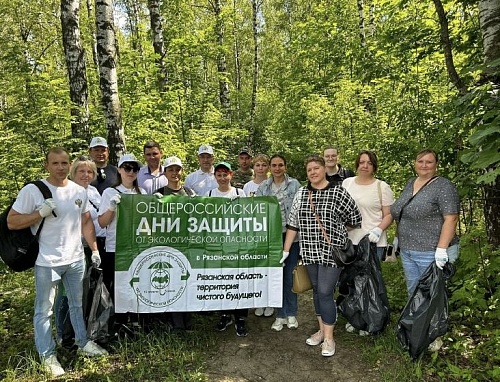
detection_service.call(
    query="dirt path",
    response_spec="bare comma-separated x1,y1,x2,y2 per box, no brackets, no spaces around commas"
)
205,292,382,382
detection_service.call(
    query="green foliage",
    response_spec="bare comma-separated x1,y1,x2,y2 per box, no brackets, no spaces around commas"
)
458,83,500,184
429,228,500,381
0,0,497,377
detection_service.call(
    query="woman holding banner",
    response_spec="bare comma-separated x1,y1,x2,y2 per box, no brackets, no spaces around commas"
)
98,154,146,318
206,161,249,337
256,154,301,329
154,156,194,331
283,154,361,357
155,156,195,197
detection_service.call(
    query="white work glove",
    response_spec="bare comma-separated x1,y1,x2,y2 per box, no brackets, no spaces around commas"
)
368,227,383,243
280,251,289,264
91,250,101,267
38,198,56,218
434,247,448,270
153,192,163,199
109,194,121,211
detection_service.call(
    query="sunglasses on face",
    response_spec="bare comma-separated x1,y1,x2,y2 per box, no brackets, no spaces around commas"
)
121,164,139,173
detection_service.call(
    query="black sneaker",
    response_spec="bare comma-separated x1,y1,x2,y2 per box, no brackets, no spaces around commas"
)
215,315,233,331
235,319,248,337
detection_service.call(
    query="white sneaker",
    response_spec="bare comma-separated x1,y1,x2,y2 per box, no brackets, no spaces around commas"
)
286,316,298,329
79,340,109,357
42,354,65,377
428,337,443,352
359,330,370,336
271,317,287,331
321,338,336,357
264,307,274,317
254,308,264,317
345,323,356,333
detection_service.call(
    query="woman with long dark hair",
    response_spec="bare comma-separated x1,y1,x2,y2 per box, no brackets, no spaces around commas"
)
256,154,301,328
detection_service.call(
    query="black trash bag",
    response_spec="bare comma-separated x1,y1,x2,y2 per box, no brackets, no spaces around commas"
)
339,235,390,334
396,261,455,360
85,265,114,344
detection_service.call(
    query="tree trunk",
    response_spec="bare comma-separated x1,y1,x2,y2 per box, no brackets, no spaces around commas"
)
479,0,500,82
60,0,90,147
369,1,375,37
249,0,260,143
232,0,241,121
233,0,241,92
123,0,142,52
86,0,99,69
431,0,467,95
95,0,125,164
357,0,366,46
148,0,168,91
213,0,231,122
479,0,500,247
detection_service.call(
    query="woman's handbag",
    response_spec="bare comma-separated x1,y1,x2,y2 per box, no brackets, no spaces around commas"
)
308,191,358,267
292,261,312,293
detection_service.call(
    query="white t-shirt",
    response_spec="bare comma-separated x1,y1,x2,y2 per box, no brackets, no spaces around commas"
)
12,180,89,267
342,177,394,246
243,180,262,196
185,168,218,196
87,185,106,238
99,184,146,252
205,187,246,198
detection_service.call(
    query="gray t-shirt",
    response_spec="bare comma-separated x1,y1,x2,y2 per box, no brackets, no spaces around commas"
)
391,176,459,251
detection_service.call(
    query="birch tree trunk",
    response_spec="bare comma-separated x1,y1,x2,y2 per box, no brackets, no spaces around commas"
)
213,0,231,122
96,0,125,163
233,0,241,92
232,0,241,121
357,0,366,46
123,0,143,54
86,0,99,69
249,0,260,139
478,0,500,247
148,0,168,91
60,0,90,144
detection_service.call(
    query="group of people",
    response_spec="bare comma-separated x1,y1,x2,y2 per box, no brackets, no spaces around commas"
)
6,138,460,375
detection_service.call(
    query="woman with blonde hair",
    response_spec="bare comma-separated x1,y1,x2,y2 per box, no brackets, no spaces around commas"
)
243,154,270,197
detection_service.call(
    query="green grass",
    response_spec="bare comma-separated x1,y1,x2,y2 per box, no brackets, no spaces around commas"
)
0,264,217,381
1,239,498,381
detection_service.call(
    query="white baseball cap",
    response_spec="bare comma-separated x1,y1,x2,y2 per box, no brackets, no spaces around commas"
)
118,153,143,168
198,144,214,155
89,136,108,148
163,156,183,168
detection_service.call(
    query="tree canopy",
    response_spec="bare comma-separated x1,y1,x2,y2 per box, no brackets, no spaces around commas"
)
0,0,499,244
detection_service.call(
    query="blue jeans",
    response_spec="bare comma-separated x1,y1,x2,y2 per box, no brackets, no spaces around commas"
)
376,247,385,261
401,244,459,296
54,287,69,343
306,264,342,325
34,259,88,358
276,240,300,318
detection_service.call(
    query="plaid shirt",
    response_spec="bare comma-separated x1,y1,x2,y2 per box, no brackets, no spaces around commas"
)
287,184,362,267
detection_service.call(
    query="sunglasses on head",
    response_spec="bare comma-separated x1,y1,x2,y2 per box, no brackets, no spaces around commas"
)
121,164,139,173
